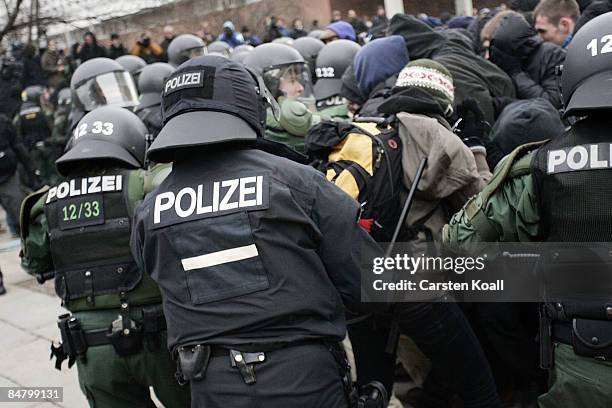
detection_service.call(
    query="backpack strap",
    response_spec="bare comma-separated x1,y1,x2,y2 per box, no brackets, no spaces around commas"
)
462,140,547,241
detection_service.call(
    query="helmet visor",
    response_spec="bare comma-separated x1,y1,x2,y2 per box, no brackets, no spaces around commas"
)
263,63,315,110
75,71,139,111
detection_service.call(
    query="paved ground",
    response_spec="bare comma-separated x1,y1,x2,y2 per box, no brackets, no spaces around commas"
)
0,229,88,408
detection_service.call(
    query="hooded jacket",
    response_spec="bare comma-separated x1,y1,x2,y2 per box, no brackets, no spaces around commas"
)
353,35,409,98
491,13,566,109
388,14,515,123
488,98,564,167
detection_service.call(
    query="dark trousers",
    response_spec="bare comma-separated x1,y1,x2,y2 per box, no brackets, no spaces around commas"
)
350,302,501,408
0,172,27,235
190,343,349,408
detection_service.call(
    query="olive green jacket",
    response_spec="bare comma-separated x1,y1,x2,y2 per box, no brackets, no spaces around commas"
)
443,142,543,248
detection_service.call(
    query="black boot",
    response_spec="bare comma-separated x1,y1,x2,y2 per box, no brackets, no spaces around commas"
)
0,270,6,295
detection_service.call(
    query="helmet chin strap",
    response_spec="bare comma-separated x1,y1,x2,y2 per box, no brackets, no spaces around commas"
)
244,66,281,126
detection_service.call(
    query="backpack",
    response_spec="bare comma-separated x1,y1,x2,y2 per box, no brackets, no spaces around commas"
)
305,118,405,242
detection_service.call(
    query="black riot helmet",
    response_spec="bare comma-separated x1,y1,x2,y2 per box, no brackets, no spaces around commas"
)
167,34,207,67
243,43,315,109
137,62,175,110
233,44,254,54
207,41,232,57
561,12,612,117
313,39,361,101
56,106,147,176
293,37,324,85
57,87,72,106
21,85,45,104
116,55,147,88
116,55,146,75
70,57,139,112
148,55,278,163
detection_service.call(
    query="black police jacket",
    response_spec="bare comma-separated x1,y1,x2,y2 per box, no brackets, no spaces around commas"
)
131,147,383,350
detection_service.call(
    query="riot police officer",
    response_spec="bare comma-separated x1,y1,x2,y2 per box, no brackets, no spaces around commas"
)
39,87,72,186
70,57,140,133
444,12,612,407
20,106,190,408
167,34,206,67
14,85,52,186
243,43,318,152
135,62,175,142
116,54,147,90
313,39,361,118
130,55,382,408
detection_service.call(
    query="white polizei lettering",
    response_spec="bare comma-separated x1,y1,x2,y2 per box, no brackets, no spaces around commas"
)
165,72,202,94
212,181,220,212
256,176,263,205
116,175,123,190
154,192,175,224
81,178,87,195
590,144,608,168
69,179,81,196
220,179,239,211
88,176,101,193
567,146,588,170
239,177,257,207
196,185,212,214
548,150,566,173
181,244,259,271
175,187,197,218
46,186,57,203
101,175,115,192
56,182,70,199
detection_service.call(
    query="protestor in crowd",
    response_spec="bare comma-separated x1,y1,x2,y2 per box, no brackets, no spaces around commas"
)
160,25,176,61
41,39,68,90
131,32,164,64
108,33,128,59
388,14,515,122
480,10,513,59
241,26,262,46
320,21,357,43
331,9,342,23
76,31,107,62
22,43,46,87
290,19,308,39
263,16,284,42
277,18,291,37
489,11,566,108
351,35,409,116
218,21,244,47
197,21,216,45
534,0,580,47
370,5,388,37
347,9,368,35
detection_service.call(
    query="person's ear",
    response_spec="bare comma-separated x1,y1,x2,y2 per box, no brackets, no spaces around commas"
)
558,17,573,34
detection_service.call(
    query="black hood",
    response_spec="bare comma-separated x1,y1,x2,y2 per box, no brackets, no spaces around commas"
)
491,13,541,58
378,87,446,118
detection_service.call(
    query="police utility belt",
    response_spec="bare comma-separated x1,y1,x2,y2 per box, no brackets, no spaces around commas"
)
50,306,166,370
540,303,612,369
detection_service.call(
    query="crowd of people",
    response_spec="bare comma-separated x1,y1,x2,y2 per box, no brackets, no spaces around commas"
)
1,0,612,407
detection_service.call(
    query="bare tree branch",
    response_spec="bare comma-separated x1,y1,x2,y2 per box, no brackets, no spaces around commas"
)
0,0,25,43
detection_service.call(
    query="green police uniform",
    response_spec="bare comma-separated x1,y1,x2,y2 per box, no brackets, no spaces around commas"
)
443,138,612,407
264,98,327,154
20,165,189,408
317,103,349,121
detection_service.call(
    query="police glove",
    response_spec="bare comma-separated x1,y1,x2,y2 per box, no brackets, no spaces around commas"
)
490,45,522,76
